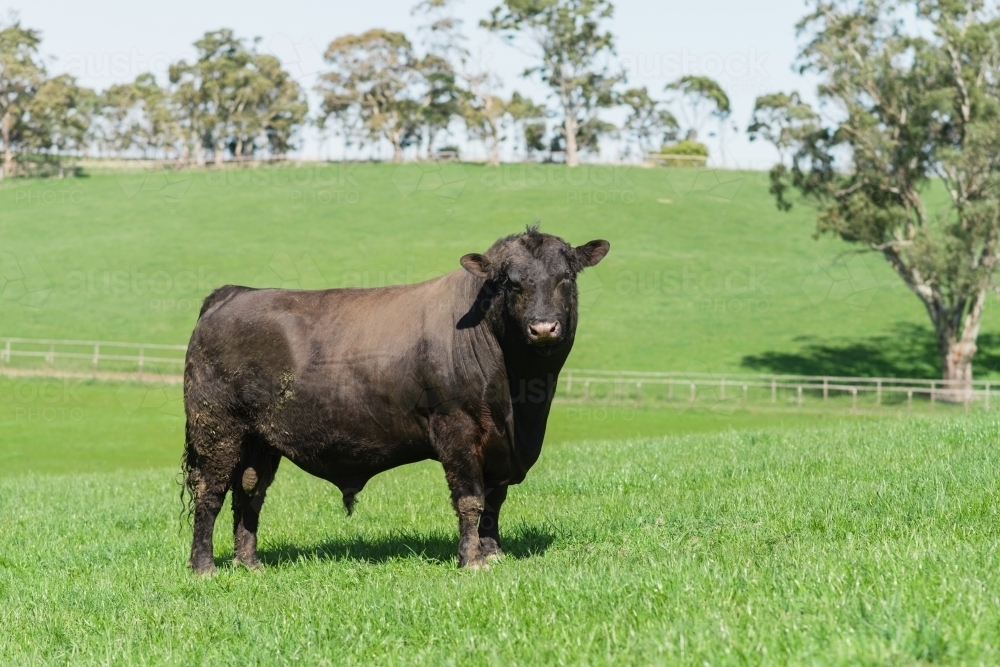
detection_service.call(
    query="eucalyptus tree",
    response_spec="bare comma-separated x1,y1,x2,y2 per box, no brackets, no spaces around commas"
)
619,86,678,157
317,29,423,162
0,20,45,178
170,30,306,164
664,75,731,163
505,91,548,159
752,0,1000,398
483,0,623,167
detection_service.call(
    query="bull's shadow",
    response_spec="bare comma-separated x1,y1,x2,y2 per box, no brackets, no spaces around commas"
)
250,525,554,568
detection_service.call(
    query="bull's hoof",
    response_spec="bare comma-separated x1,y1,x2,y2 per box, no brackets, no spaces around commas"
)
479,537,505,561
234,557,263,571
459,556,491,571
189,560,218,576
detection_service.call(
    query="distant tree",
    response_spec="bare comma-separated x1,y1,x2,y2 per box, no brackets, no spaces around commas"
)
98,81,142,156
24,74,96,169
129,74,177,158
418,53,464,159
251,54,308,157
170,30,306,165
664,75,730,163
746,91,819,162
619,86,678,157
0,20,45,178
483,0,623,167
757,0,1000,399
317,29,423,162
463,90,505,165
505,91,547,160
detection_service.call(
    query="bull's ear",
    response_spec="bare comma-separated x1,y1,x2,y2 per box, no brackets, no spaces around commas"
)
460,253,491,278
574,240,610,268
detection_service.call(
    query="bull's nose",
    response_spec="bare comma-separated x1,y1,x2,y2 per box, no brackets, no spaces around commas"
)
527,321,561,343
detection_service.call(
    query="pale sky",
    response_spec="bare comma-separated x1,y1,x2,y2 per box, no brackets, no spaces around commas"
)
6,0,817,168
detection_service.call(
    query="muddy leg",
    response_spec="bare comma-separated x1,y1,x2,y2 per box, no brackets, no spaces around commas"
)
431,413,488,569
478,484,508,561
188,472,228,575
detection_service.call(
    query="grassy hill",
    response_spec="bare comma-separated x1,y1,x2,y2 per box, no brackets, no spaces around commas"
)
4,163,994,378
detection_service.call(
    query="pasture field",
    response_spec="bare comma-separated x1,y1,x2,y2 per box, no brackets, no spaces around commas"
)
3,162,999,378
3,415,1000,664
3,164,1000,663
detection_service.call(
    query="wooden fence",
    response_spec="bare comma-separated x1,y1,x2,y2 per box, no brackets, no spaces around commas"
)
1,337,993,411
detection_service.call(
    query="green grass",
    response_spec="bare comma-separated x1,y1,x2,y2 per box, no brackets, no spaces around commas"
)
3,415,1000,664
4,163,1000,378
1,376,973,477
4,165,999,662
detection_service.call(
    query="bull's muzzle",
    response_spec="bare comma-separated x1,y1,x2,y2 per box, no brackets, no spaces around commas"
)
527,320,562,345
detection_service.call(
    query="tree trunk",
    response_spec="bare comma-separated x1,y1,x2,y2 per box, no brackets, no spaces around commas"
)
934,288,986,403
392,137,403,163
214,141,224,167
488,132,500,167
564,113,579,168
2,111,12,180
195,138,205,168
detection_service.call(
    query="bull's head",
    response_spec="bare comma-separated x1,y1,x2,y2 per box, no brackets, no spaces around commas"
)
460,226,610,351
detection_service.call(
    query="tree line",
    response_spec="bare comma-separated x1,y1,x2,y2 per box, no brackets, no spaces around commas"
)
0,0,735,176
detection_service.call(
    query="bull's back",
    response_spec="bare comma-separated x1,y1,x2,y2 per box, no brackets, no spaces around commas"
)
186,275,475,467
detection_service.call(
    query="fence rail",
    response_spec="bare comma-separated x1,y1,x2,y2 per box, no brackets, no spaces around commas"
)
0,337,993,411
0,337,186,376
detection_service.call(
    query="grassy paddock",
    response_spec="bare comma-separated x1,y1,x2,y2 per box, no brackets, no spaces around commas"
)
2,415,1000,663
4,163,1000,377
0,376,978,477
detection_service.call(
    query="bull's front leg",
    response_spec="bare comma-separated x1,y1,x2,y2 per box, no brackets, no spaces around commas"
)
430,412,488,570
478,484,508,561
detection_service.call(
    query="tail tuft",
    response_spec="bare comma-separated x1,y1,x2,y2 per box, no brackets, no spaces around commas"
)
342,491,357,516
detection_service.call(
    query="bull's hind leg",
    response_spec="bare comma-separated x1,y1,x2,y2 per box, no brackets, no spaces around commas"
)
232,440,281,570
478,484,508,561
185,442,240,574
431,412,488,570
184,414,243,575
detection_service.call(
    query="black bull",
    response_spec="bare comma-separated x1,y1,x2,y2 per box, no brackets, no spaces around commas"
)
182,228,609,572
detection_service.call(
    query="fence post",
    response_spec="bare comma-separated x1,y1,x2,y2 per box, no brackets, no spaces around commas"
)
771,378,776,404
46,343,55,365
689,382,696,406
92,344,100,370
986,382,991,410
907,389,913,411
584,380,590,401
797,385,803,408
851,387,857,414
668,379,674,401
2,340,9,364
138,345,145,375
720,377,725,401
742,384,748,408
876,380,882,407
636,381,642,406
930,381,936,406
823,377,828,401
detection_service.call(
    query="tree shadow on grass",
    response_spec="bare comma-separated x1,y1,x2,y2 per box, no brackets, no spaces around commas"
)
251,525,555,569
741,323,1000,378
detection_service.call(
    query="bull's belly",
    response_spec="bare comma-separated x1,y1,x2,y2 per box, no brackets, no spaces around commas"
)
255,394,436,488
